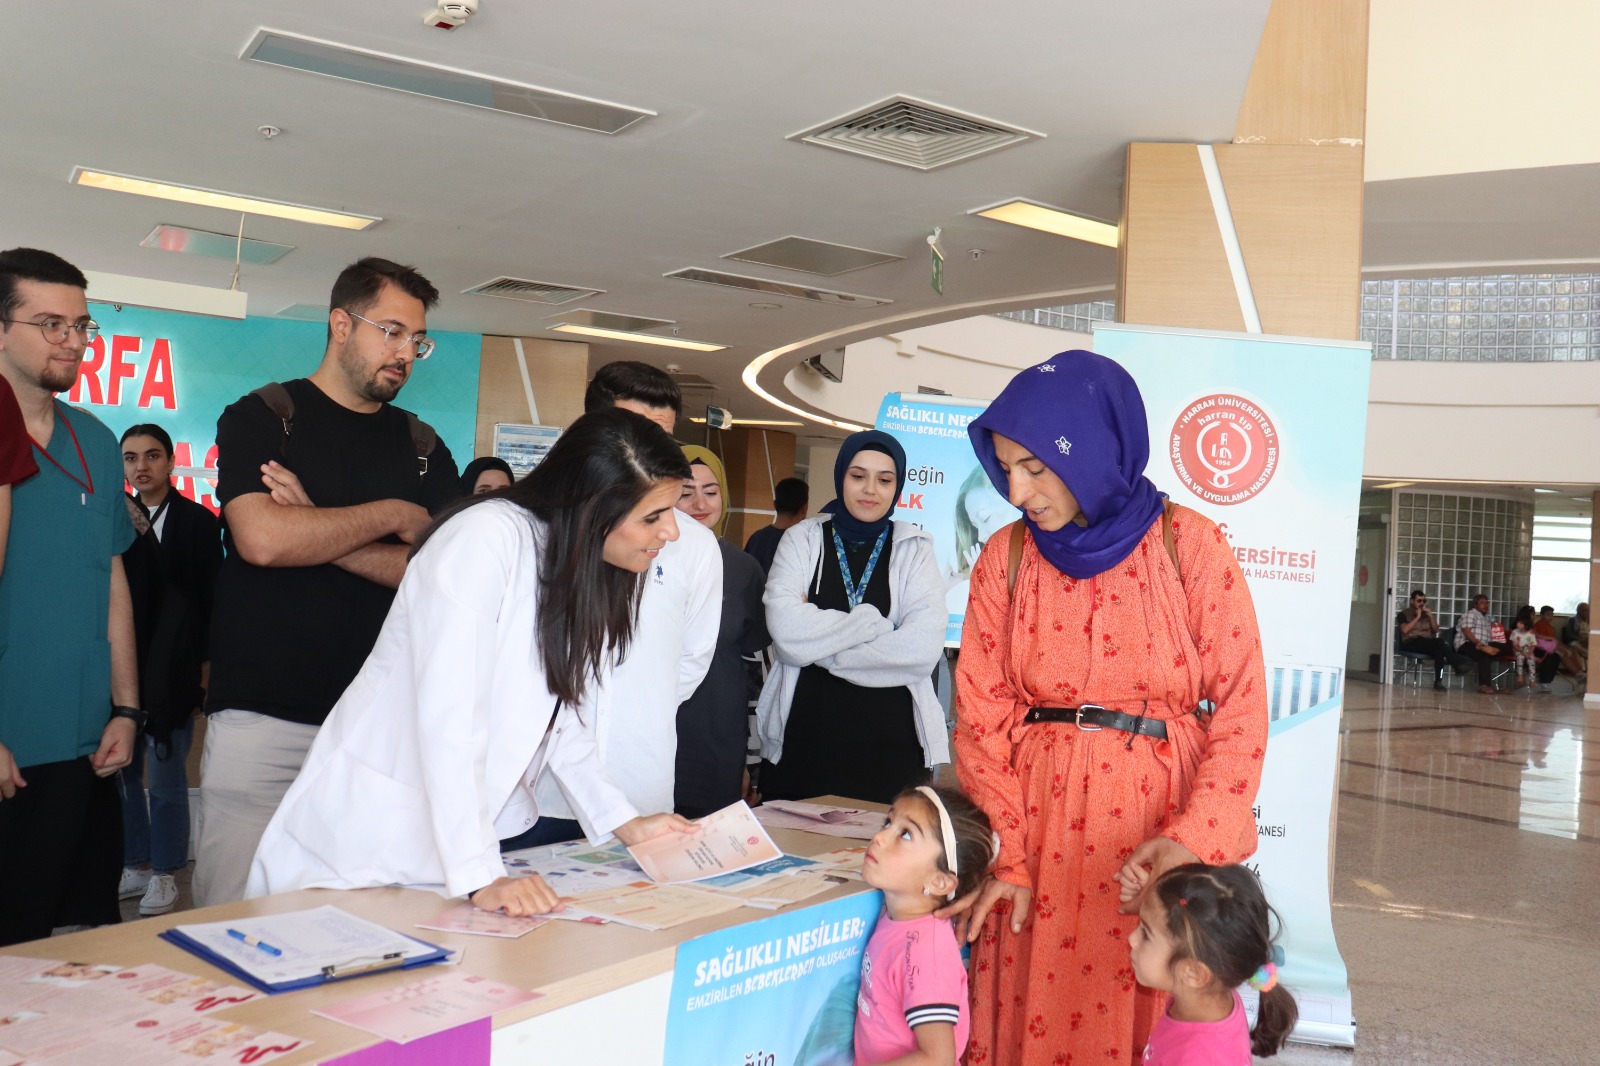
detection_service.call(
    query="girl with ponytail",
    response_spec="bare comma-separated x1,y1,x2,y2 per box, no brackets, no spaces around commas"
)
1127,862,1298,1062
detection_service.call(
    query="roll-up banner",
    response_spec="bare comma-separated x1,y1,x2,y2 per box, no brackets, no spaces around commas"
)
875,323,1369,1047
58,306,482,510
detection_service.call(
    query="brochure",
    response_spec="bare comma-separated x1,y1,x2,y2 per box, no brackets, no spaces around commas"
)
627,802,782,884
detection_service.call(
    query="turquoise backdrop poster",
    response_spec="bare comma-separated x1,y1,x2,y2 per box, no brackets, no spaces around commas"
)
664,891,881,1066
61,305,481,509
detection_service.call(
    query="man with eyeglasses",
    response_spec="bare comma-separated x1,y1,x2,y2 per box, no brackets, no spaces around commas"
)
195,257,459,905
1396,589,1452,690
0,247,140,945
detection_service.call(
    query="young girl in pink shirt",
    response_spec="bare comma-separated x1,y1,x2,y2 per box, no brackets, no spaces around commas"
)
1128,863,1297,1065
854,785,994,1066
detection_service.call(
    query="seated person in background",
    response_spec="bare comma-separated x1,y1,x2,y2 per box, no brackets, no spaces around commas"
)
1396,589,1451,690
1561,602,1589,679
1509,609,1540,690
1524,605,1563,686
459,455,513,497
744,476,809,577
1454,593,1509,694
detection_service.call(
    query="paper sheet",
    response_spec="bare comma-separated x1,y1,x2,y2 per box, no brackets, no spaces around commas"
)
416,904,552,939
313,972,541,1045
0,956,303,1065
808,845,869,879
569,884,746,930
753,801,884,839
169,905,440,988
627,802,782,884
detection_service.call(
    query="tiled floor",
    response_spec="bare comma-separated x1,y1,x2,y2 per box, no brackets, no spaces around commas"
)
1282,676,1600,1065
101,678,1600,1065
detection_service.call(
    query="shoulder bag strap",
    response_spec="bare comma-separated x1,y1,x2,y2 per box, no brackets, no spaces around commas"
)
251,382,294,457
1162,499,1181,583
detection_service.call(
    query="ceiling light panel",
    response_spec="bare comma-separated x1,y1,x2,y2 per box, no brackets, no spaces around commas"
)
141,224,294,264
790,95,1042,171
972,198,1119,248
462,277,603,305
664,267,893,307
242,29,655,135
72,168,378,230
549,324,726,352
543,308,675,333
724,236,904,277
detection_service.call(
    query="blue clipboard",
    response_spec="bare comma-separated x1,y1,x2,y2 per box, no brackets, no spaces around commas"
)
159,927,451,995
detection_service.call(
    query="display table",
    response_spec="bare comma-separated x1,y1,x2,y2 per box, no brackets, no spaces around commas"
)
2,805,881,1065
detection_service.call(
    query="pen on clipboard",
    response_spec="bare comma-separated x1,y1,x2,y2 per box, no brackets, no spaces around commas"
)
227,928,284,957
321,952,406,979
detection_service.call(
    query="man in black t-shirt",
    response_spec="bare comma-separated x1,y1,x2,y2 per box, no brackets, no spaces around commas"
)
194,257,459,905
743,476,809,576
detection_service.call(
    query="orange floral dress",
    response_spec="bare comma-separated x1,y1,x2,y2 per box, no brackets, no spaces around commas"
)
955,505,1267,1066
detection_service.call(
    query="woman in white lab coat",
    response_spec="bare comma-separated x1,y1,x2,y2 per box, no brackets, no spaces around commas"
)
247,410,693,915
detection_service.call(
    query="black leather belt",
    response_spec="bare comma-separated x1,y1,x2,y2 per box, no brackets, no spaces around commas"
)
1023,704,1168,741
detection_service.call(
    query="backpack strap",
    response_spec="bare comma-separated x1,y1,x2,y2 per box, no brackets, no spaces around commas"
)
1006,520,1026,600
403,411,438,476
1162,499,1181,583
251,382,295,457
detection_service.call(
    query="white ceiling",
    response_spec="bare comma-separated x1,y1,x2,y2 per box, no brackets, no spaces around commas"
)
7,2,1575,441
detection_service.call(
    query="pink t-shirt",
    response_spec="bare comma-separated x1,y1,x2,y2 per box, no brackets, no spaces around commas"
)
853,912,969,1065
1141,991,1251,1066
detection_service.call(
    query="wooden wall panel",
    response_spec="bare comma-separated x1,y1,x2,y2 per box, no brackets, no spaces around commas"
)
474,336,589,458
718,427,796,547
1234,0,1369,145
1118,142,1248,333
1214,144,1365,340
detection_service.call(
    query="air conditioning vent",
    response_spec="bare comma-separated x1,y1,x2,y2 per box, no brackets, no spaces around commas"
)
462,277,603,305
790,95,1042,171
663,267,891,307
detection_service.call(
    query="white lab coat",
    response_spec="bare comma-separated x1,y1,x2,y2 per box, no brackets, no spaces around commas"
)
246,500,638,900
535,514,721,819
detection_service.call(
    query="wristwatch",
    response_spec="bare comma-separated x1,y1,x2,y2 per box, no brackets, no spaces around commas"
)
110,704,147,731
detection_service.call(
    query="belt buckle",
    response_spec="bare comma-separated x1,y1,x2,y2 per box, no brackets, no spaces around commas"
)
1074,704,1105,731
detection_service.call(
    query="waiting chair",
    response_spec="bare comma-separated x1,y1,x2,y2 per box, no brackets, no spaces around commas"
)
1393,627,1435,686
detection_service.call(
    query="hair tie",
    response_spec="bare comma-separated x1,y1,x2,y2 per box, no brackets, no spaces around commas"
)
913,786,960,900
1178,897,1188,907
1247,962,1278,993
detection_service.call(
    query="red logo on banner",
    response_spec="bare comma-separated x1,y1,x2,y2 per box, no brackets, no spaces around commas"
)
1169,393,1279,506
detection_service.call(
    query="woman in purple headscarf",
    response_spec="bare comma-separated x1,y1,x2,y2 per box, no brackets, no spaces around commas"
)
755,431,948,804
947,351,1268,1065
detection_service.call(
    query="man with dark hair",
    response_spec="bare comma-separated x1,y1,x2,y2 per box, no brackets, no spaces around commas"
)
743,476,809,576
525,362,719,843
194,257,460,905
1396,589,1451,690
0,248,140,945
582,360,683,427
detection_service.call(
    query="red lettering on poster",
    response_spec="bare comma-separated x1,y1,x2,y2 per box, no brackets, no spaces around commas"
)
69,335,106,404
107,334,140,406
138,337,177,409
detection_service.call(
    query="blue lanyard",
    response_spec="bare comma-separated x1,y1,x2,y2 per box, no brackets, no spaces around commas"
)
832,526,888,608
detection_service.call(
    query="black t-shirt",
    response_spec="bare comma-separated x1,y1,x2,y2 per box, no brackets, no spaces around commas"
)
744,524,783,576
205,378,458,724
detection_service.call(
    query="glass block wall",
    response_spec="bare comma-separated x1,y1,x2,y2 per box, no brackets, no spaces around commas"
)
1391,491,1534,645
997,272,1600,362
1363,274,1600,361
996,299,1115,334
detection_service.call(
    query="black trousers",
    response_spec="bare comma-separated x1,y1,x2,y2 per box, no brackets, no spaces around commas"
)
0,757,123,947
1458,642,1510,686
1400,636,1452,677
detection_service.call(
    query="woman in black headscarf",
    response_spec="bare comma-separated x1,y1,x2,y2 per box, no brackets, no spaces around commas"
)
755,431,946,804
459,456,514,498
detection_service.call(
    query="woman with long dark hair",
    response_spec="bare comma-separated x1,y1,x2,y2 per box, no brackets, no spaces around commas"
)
247,410,693,915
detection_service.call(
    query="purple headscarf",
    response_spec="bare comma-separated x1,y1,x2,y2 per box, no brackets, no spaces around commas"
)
967,349,1165,579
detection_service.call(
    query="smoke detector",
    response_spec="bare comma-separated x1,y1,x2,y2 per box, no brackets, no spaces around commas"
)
424,0,477,29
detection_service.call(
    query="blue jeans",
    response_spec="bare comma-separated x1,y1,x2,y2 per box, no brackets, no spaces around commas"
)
117,719,194,874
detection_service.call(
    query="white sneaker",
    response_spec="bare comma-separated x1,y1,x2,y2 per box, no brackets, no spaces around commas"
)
139,874,179,916
118,867,152,900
